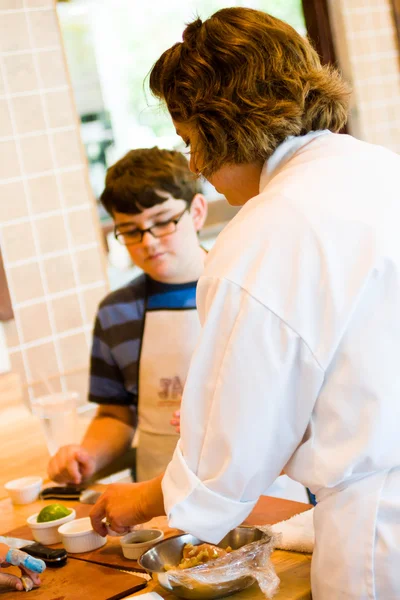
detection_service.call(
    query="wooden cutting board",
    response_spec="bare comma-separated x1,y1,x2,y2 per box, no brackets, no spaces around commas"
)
0,560,147,599
5,516,181,573
69,517,182,572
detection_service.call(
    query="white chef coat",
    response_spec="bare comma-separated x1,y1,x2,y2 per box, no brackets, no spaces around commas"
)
162,130,400,599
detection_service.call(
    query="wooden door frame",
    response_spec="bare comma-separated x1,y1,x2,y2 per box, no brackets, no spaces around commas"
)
391,0,400,50
0,249,13,321
302,0,338,67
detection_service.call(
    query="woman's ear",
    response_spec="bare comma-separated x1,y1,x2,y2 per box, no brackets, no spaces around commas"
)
189,193,208,232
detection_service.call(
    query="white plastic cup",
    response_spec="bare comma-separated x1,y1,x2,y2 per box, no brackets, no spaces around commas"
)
4,476,43,505
31,392,79,456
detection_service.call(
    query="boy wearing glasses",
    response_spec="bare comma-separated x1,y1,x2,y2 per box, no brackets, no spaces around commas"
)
48,147,207,483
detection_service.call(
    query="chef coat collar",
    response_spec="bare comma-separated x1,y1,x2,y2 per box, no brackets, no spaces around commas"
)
259,130,332,193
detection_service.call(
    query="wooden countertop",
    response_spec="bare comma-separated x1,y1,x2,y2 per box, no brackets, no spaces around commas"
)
0,494,312,599
0,404,92,499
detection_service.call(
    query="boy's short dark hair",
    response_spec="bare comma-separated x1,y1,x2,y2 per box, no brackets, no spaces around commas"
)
100,147,199,216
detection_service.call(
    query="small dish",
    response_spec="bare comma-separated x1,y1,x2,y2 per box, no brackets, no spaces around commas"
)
27,508,76,545
5,476,43,505
120,529,164,560
58,516,107,553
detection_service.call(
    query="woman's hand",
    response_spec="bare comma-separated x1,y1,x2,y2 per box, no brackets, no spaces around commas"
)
0,544,43,592
90,475,166,536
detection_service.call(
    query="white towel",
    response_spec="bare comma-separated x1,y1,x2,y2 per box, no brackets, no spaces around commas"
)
259,508,314,554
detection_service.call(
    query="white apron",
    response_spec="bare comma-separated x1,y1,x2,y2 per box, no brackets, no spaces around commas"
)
137,308,201,481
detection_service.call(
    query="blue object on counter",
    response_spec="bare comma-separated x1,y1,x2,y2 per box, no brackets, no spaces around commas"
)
5,548,46,573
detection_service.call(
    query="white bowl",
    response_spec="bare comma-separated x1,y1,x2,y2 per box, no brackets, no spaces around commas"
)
27,508,76,545
58,517,107,553
120,529,164,560
5,476,43,505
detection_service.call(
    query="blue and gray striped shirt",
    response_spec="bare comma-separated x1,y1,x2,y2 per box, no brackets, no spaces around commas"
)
89,274,198,407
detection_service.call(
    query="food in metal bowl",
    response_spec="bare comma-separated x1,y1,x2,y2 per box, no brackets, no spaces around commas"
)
165,543,233,570
138,527,266,600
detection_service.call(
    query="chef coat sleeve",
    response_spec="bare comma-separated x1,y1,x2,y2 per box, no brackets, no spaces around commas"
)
162,276,325,543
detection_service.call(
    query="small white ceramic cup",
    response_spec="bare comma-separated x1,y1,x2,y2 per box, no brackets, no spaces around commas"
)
4,476,43,505
58,517,107,553
27,508,76,545
120,529,164,560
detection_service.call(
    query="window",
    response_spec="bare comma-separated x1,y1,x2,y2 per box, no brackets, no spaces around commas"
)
57,0,306,211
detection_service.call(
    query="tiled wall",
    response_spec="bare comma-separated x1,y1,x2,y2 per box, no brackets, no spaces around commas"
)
329,0,400,152
0,0,108,407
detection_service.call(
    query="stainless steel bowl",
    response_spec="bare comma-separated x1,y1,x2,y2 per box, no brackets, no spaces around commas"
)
138,526,263,599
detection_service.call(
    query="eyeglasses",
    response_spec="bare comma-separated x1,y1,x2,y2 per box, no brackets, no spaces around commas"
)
114,207,189,246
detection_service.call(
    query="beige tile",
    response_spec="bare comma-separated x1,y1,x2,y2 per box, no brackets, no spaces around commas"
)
0,181,27,223
59,168,92,207
348,10,375,32
3,319,19,349
30,377,62,398
12,94,46,135
64,369,89,406
9,350,27,384
0,140,20,179
0,0,24,8
43,89,76,129
0,67,5,96
375,6,396,30
43,254,76,293
379,57,400,77
51,292,83,333
34,213,68,254
7,261,44,303
375,32,398,53
28,9,61,50
58,332,89,372
75,246,106,285
28,174,61,214
1,221,36,262
51,129,83,168
18,301,52,344
25,341,59,382
0,12,31,53
37,49,68,88
0,99,12,137
3,53,38,94
16,302,51,343
24,0,53,6
20,134,52,175
83,284,107,325
67,206,98,247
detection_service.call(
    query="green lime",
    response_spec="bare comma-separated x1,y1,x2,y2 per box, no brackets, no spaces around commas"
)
37,503,72,523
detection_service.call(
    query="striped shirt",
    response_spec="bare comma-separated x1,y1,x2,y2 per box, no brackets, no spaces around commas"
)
89,274,198,407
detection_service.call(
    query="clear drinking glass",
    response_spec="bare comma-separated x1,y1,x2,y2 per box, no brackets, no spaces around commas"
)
31,392,79,456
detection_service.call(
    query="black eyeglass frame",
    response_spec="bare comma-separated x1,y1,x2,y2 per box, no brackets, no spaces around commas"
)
114,207,189,246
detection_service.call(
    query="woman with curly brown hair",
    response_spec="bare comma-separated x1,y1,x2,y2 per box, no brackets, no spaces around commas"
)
90,8,400,599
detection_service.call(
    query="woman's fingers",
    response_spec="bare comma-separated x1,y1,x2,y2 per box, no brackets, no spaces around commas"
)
0,572,24,592
89,494,108,536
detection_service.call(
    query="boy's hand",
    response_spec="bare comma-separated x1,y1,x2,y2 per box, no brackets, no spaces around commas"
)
47,445,96,485
170,410,180,434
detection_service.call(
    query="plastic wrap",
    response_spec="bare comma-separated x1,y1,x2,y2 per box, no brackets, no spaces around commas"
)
163,529,281,599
